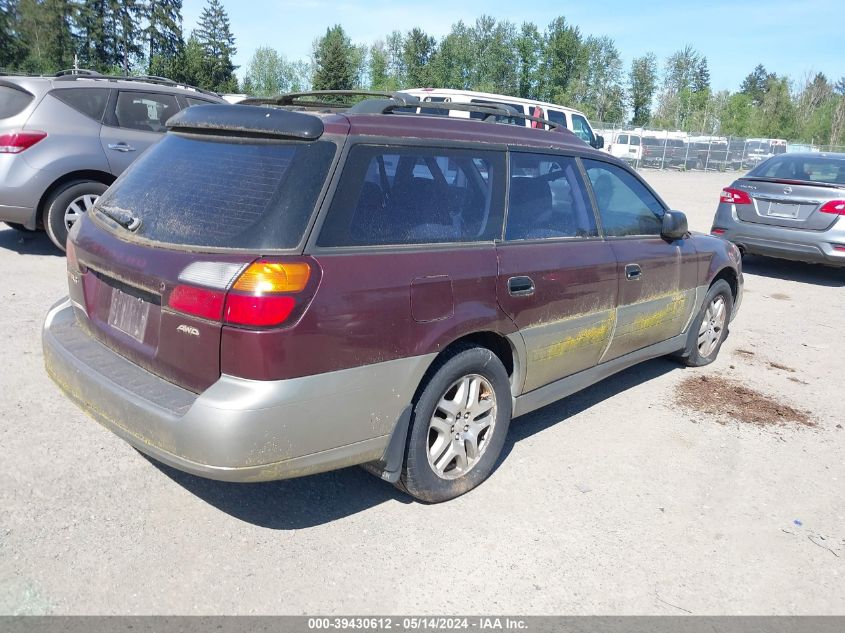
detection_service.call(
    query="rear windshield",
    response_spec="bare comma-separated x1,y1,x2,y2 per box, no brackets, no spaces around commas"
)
748,155,845,185
0,85,34,119
94,133,336,249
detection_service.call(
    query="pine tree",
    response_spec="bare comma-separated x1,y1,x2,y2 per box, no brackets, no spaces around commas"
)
75,0,108,71
0,0,27,69
312,25,355,91
193,0,237,91
146,0,183,77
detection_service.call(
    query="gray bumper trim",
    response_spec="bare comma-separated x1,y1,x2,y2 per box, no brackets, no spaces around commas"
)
43,299,435,482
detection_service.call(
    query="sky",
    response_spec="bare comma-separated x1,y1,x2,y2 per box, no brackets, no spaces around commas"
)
182,0,845,92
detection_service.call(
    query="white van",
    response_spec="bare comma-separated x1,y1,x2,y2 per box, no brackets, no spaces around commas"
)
607,131,642,162
403,88,604,150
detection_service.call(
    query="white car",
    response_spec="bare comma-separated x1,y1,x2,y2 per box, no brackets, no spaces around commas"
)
402,88,604,150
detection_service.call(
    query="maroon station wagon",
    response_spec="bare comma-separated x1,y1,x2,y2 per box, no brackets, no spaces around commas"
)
43,94,743,502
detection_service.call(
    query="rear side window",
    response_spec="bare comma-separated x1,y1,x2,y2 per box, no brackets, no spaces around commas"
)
0,86,34,119
95,134,337,249
583,159,664,237
114,91,178,132
470,99,525,126
317,145,505,247
546,110,567,128
506,153,597,240
52,88,109,121
186,97,215,107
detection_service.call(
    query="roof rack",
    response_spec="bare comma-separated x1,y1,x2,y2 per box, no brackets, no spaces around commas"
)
52,70,220,98
364,98,562,130
241,90,562,130
55,68,101,76
240,90,420,110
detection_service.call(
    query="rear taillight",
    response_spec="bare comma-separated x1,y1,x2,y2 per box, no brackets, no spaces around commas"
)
819,200,845,215
711,228,726,235
169,285,226,321
720,188,752,205
167,258,317,327
0,130,47,153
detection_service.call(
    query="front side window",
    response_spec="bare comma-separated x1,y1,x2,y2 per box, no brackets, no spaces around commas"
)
571,114,594,144
506,153,597,240
582,159,664,237
114,91,178,132
318,145,505,247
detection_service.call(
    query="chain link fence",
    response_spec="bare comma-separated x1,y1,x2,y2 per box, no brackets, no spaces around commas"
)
593,122,845,173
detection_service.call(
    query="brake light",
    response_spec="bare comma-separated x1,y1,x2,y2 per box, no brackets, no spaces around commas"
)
167,259,317,327
720,188,752,205
711,228,726,235
225,294,296,326
168,285,225,321
819,200,845,215
0,130,47,153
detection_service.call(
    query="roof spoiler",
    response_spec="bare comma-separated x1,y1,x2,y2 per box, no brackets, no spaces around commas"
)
166,103,324,140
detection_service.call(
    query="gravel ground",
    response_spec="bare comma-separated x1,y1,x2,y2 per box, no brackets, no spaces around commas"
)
0,170,843,615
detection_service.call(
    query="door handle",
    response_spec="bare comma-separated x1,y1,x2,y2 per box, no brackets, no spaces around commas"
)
625,264,642,280
108,143,136,152
508,276,535,296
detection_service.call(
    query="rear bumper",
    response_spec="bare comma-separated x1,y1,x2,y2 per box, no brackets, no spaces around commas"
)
0,155,55,229
43,299,433,482
713,208,845,267
0,203,37,227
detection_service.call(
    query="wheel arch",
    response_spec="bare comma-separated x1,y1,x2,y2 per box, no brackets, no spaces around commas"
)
368,330,519,484
38,170,115,226
711,266,739,303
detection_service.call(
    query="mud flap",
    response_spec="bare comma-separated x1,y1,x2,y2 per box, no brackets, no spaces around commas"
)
359,405,413,483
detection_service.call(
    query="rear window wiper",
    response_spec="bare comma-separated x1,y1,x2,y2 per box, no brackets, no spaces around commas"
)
97,205,142,231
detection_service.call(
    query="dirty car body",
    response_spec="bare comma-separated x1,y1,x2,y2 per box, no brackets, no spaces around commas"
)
43,97,743,501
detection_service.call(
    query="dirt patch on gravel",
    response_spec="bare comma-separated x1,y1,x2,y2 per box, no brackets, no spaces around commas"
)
676,375,815,428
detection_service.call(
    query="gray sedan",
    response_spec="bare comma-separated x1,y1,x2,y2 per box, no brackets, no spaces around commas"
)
711,152,845,267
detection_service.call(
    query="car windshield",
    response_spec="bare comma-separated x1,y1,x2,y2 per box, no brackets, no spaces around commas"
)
748,155,845,185
93,133,337,249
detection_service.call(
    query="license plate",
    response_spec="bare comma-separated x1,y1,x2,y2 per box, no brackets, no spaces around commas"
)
767,202,800,218
107,287,150,342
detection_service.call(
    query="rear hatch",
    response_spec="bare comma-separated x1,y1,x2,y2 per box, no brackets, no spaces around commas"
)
731,154,845,230
66,105,342,393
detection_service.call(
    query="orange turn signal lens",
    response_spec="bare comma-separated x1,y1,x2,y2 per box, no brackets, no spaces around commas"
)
231,261,311,294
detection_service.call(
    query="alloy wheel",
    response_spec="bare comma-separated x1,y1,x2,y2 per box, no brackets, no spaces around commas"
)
698,295,727,357
426,374,497,480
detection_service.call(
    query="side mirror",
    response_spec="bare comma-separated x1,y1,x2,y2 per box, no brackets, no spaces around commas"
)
661,210,688,241
592,134,604,150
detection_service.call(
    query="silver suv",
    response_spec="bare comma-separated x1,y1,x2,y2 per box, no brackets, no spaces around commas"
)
0,71,224,250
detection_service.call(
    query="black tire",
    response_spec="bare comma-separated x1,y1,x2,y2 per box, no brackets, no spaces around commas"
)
679,279,734,367
44,180,108,252
3,222,38,232
398,345,512,503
